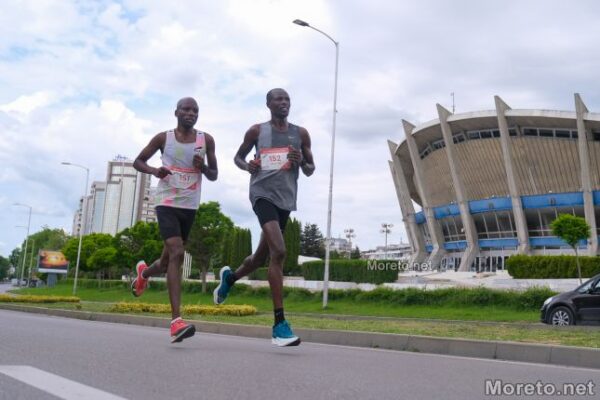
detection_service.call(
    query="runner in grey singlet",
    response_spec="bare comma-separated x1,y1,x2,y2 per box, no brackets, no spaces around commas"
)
249,122,301,211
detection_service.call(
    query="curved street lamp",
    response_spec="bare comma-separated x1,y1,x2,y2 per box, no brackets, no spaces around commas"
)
61,161,90,295
293,18,339,308
13,203,32,287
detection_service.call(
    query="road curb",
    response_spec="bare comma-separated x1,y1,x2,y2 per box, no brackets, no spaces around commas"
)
1,304,599,369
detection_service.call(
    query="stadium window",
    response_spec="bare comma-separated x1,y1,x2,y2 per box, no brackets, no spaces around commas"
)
555,129,570,138
592,131,600,141
468,131,480,140
539,129,553,137
508,128,517,136
480,131,492,139
432,139,445,150
523,128,538,136
571,131,578,139
453,133,466,143
492,130,500,137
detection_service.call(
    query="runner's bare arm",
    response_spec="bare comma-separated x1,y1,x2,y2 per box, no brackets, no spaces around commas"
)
133,132,172,178
198,133,218,181
299,127,315,177
234,125,261,174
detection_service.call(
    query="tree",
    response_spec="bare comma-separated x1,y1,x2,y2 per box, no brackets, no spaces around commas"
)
284,218,301,275
8,248,21,278
62,233,114,276
0,255,9,281
300,223,325,258
186,202,234,292
222,227,252,270
88,247,118,280
551,214,590,284
17,227,69,280
350,246,361,259
114,222,163,275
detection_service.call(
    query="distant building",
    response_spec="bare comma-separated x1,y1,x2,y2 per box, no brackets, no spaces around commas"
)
72,194,92,236
329,237,351,254
361,243,412,260
71,157,156,236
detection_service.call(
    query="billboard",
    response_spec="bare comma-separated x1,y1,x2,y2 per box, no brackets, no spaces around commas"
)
37,250,69,274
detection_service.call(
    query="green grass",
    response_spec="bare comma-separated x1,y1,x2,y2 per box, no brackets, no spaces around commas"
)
13,282,539,322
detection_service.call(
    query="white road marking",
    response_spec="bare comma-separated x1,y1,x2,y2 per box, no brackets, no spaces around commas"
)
0,366,127,400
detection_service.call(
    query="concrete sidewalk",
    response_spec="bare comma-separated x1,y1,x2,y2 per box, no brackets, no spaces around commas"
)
1,303,598,370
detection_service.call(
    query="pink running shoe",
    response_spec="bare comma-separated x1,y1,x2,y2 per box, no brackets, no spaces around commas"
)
170,318,196,343
131,261,148,297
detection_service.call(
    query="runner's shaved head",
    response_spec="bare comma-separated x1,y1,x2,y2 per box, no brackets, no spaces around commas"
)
176,97,197,110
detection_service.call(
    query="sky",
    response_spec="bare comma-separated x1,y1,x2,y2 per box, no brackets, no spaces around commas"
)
2,0,600,257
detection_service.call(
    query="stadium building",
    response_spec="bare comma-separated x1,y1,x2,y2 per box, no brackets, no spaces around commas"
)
388,94,600,272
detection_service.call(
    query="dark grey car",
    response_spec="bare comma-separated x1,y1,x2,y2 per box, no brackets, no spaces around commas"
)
540,273,600,325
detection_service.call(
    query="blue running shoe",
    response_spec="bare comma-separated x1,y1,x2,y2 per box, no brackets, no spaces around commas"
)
272,320,301,347
213,266,233,305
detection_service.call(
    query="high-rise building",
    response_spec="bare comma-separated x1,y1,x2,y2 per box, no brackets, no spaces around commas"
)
71,194,92,236
71,156,156,236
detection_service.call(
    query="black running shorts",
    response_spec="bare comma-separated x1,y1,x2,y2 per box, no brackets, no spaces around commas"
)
155,206,196,241
252,198,291,232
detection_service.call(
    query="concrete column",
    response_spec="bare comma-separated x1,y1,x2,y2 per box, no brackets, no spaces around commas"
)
402,120,446,268
387,140,427,264
436,104,479,271
575,93,598,255
495,96,530,254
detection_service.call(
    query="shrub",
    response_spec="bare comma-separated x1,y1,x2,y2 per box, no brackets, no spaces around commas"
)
248,267,268,280
506,255,600,279
108,302,256,316
301,259,398,284
0,294,80,303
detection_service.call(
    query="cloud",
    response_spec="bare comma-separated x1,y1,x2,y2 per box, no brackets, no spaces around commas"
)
2,0,600,256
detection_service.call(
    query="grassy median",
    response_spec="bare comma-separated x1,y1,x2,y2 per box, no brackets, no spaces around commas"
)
9,281,600,349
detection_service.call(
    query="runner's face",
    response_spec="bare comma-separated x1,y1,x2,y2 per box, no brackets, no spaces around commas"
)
175,99,199,129
268,90,290,119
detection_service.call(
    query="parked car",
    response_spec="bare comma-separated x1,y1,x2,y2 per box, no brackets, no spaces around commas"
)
541,273,600,325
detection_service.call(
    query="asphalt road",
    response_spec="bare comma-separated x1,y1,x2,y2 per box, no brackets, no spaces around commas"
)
0,310,598,400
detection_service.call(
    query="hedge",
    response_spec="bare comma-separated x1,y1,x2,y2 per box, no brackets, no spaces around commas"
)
301,259,398,284
109,302,256,316
0,294,80,303
248,267,268,280
326,286,556,310
506,255,600,279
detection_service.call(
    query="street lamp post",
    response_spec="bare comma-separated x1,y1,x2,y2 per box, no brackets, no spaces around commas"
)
293,18,339,308
61,162,90,295
13,203,32,287
380,223,394,260
344,228,356,259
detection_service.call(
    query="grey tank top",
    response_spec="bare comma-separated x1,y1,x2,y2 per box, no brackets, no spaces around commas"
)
249,122,301,211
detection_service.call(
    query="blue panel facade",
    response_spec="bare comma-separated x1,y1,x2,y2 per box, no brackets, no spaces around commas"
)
469,197,512,213
433,204,461,219
593,191,600,205
444,241,468,250
521,192,583,209
415,211,426,224
425,244,433,253
529,236,587,248
478,238,518,248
